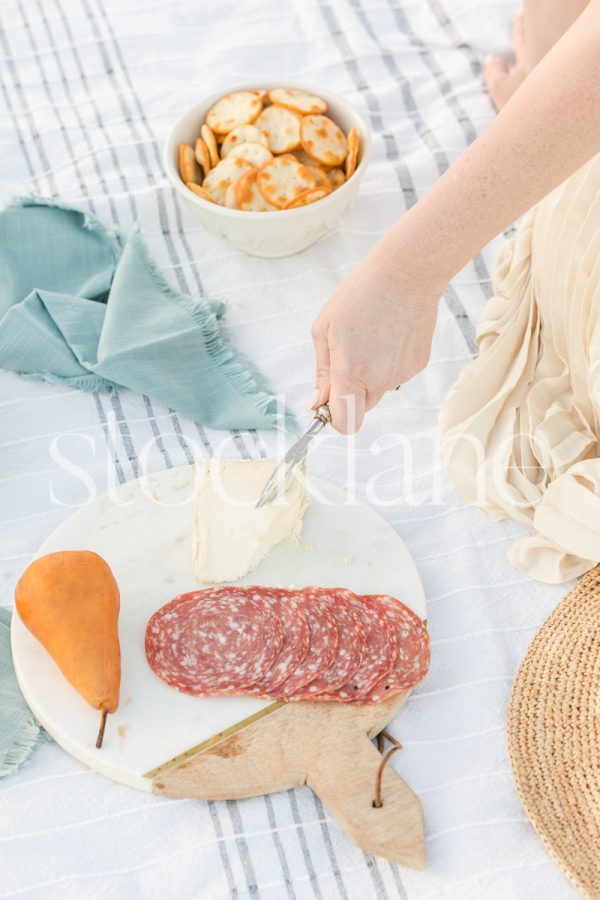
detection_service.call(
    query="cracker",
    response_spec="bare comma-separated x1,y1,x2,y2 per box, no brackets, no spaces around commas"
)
194,137,211,177
202,156,253,205
224,183,238,209
235,167,277,212
185,182,218,203
345,126,359,179
300,114,347,166
255,105,302,154
268,87,327,115
229,142,273,167
256,154,316,209
221,124,270,157
327,167,346,189
179,143,201,184
283,187,329,209
290,146,332,170
205,91,262,134
201,124,220,168
306,166,332,193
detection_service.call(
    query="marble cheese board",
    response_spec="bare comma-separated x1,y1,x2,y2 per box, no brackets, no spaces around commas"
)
11,464,427,866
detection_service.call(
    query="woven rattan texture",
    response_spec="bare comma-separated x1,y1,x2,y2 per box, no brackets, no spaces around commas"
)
508,565,600,899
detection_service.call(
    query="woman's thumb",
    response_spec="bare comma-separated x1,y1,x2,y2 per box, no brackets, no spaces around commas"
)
310,321,331,409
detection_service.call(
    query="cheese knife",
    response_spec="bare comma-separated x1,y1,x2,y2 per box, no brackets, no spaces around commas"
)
254,404,331,508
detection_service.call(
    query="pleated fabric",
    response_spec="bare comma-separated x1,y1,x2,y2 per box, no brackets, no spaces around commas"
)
440,154,600,583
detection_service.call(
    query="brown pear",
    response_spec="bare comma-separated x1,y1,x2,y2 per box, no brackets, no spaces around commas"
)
15,550,121,747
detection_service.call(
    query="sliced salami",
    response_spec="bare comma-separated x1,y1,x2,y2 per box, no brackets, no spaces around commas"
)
273,591,338,697
145,588,283,695
360,596,430,703
287,589,365,699
318,592,398,702
245,590,310,694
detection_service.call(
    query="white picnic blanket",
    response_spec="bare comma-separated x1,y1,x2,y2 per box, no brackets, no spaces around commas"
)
0,0,579,897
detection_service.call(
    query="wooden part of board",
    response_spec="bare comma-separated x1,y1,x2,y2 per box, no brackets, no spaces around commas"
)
152,694,425,869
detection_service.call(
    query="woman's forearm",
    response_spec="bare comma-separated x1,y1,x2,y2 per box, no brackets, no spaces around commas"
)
373,0,600,290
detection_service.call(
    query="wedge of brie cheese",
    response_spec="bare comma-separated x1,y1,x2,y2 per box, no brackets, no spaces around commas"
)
192,458,308,584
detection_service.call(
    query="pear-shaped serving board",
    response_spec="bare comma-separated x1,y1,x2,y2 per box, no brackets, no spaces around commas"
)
11,465,427,867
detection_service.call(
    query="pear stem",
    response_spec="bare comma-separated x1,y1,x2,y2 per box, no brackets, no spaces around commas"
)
96,707,108,749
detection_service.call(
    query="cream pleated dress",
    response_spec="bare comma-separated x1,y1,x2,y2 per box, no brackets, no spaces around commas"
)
440,154,600,584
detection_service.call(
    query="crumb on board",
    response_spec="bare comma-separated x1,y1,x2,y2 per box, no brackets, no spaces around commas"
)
341,554,353,565
300,541,315,551
117,724,129,738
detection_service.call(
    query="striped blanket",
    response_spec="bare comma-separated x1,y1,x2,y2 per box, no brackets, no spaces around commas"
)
0,0,577,897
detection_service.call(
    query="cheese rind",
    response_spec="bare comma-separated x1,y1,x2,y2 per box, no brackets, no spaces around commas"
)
192,458,308,584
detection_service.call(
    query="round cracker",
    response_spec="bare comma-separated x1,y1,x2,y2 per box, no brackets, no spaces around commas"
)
228,142,273,167
224,183,238,209
235,167,277,212
306,166,332,193
194,137,211,177
256,154,316,209
179,143,201,184
221,124,270,158
268,87,327,115
185,182,218,203
290,146,332,170
327,167,346,189
300,114,347,166
205,91,262,134
201,124,220,168
202,156,253,204
255,105,302,154
345,126,359,180
283,187,329,209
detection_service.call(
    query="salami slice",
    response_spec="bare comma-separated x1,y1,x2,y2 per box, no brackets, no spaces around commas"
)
273,591,338,697
287,589,365,699
360,596,430,703
245,590,310,694
318,592,398,702
145,588,283,695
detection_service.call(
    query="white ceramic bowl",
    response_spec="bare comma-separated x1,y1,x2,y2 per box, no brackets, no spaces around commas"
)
163,83,371,258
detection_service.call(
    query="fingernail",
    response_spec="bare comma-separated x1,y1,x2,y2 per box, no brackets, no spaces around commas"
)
308,388,321,410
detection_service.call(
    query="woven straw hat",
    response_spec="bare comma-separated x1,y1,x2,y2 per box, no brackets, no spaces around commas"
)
508,564,600,898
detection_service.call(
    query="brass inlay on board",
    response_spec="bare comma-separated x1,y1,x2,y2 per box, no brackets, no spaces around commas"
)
143,701,285,780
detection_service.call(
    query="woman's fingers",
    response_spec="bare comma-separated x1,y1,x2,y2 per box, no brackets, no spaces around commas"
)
310,319,331,409
329,383,393,432
328,373,367,434
311,315,395,431
309,252,440,433
365,386,389,411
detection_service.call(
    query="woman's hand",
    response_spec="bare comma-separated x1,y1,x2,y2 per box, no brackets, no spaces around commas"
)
310,252,443,433
308,0,600,435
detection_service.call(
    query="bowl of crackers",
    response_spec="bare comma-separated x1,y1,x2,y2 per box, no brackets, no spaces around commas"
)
164,83,371,258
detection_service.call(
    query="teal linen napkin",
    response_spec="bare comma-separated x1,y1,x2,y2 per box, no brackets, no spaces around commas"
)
0,608,47,779
0,197,292,431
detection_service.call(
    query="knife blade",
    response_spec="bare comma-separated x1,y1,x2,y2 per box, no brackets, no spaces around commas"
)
254,404,331,508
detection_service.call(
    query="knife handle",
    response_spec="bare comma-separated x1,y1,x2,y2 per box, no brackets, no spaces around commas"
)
314,404,331,425
304,404,331,438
